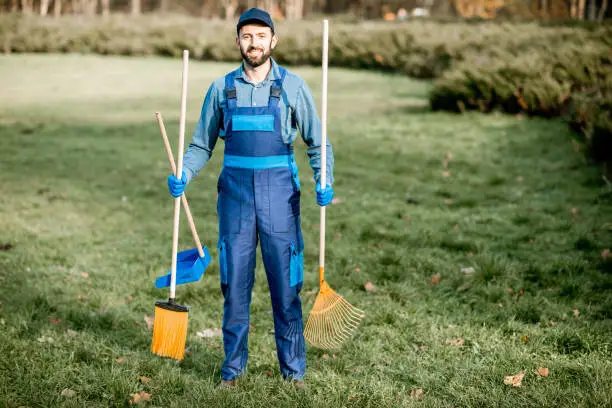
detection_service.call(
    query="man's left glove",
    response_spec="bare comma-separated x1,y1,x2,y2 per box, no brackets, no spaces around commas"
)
167,171,187,197
316,181,334,206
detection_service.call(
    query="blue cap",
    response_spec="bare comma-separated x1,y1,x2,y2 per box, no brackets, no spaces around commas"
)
237,8,275,34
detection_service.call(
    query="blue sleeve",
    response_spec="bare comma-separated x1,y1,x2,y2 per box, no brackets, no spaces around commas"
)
182,83,222,183
294,80,334,186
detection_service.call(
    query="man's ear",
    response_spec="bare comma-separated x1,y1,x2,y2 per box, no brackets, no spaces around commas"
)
271,34,278,49
235,36,240,49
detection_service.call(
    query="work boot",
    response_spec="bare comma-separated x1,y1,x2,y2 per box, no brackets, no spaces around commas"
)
293,379,307,390
285,378,306,390
218,378,238,389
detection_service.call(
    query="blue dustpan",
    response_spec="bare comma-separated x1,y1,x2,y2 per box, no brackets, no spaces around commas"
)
155,246,212,288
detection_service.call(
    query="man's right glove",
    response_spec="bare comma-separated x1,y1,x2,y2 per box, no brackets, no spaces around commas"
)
167,171,187,197
315,181,334,206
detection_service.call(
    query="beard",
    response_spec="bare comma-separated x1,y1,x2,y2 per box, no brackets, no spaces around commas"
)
240,44,272,68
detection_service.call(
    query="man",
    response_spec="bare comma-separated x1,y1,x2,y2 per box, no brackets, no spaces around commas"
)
167,8,335,388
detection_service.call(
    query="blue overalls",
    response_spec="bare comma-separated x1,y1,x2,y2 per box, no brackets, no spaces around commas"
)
217,67,306,381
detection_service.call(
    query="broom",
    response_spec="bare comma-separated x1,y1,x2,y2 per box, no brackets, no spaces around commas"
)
151,49,190,360
303,21,365,350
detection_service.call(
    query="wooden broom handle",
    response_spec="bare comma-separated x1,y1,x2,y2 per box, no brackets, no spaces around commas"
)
170,50,189,300
155,112,205,259
318,20,328,287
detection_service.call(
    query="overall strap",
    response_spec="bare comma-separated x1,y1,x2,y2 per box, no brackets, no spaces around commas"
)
268,66,287,109
224,70,238,111
223,70,238,131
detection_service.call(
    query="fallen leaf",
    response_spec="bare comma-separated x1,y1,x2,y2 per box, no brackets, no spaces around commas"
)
418,345,427,351
571,207,579,216
409,388,425,400
430,273,441,285
130,391,151,405
144,315,154,329
461,267,474,274
37,336,54,343
80,272,89,279
550,321,558,327
521,336,528,343
374,54,383,64
115,357,127,365
453,224,460,231
348,395,359,401
444,338,464,347
266,370,273,377
61,388,76,398
125,296,134,304
249,324,254,333
442,171,451,177
602,249,610,260
355,267,361,272
364,282,375,292
507,288,513,293
77,295,88,302
503,371,525,387
573,309,580,317
322,354,329,360
516,176,524,183
331,197,341,205
444,199,453,205
66,329,78,337
49,315,63,325
195,328,222,338
139,376,152,384
446,152,453,160
536,367,549,377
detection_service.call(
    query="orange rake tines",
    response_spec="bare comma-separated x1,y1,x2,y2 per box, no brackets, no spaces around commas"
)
304,280,365,349
304,20,364,350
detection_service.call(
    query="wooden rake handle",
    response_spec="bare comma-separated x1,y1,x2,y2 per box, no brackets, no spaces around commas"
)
155,112,205,259
319,19,329,287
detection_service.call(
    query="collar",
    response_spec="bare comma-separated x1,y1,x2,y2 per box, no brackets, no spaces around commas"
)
237,58,280,85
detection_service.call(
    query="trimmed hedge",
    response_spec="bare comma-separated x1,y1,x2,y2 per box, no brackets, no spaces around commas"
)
1,13,610,164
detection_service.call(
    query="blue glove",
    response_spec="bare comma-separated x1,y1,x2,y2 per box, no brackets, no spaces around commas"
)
316,181,334,206
167,171,187,197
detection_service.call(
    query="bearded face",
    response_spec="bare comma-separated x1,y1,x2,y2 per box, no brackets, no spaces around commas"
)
236,24,277,68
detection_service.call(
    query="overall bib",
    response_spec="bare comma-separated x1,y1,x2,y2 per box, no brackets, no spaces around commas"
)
217,67,306,380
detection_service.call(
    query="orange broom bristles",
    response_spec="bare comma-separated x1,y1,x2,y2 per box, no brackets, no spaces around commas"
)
304,281,365,349
151,301,189,360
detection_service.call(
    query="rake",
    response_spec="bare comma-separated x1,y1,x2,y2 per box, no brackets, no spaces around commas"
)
303,20,365,350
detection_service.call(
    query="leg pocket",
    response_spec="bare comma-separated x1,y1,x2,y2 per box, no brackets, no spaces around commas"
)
218,171,241,235
289,243,303,288
218,239,228,285
270,187,300,234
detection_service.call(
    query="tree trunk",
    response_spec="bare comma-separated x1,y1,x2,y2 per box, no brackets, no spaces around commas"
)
577,0,585,17
20,0,33,13
587,0,596,18
286,0,304,19
81,0,96,15
222,0,237,19
131,0,140,15
541,0,548,18
570,0,577,17
101,0,109,15
597,0,608,19
54,0,62,16
40,0,51,15
11,0,18,12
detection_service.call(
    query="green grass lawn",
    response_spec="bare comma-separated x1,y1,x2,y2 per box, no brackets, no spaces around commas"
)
1,54,611,408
